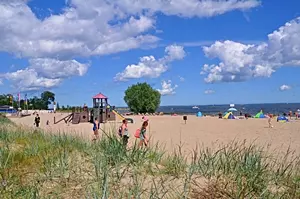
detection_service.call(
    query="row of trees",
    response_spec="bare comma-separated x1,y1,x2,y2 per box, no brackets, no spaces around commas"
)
0,83,161,113
0,91,56,110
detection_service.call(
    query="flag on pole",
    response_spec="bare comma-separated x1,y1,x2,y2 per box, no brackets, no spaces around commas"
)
25,94,27,105
18,92,21,108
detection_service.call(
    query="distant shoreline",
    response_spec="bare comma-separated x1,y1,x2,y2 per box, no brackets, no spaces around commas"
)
116,103,300,116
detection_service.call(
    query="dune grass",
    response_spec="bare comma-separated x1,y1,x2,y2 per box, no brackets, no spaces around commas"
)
0,116,299,198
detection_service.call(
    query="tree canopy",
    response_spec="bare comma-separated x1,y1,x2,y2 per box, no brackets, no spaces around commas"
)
124,83,161,114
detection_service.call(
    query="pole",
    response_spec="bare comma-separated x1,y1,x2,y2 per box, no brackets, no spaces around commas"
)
18,92,20,109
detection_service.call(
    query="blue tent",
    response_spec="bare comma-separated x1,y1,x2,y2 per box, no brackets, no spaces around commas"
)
277,116,288,122
196,112,203,117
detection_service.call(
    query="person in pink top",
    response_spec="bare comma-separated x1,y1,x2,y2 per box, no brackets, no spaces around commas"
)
142,116,149,122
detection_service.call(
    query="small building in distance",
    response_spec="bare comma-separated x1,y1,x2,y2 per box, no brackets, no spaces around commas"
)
0,105,17,113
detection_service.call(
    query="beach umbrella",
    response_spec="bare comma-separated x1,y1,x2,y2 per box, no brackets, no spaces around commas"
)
228,108,237,112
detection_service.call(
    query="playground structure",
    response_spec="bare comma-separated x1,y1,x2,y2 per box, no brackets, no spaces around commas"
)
54,106,89,124
91,93,133,123
54,93,133,125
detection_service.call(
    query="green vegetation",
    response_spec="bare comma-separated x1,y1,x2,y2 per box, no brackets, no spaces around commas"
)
124,82,161,114
0,118,299,198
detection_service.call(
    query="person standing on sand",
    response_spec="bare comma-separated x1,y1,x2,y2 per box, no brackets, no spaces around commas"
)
218,112,222,119
121,119,129,147
34,114,40,127
92,118,100,141
268,114,273,128
139,121,149,147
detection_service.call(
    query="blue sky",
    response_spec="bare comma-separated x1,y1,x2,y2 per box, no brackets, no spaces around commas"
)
0,0,300,106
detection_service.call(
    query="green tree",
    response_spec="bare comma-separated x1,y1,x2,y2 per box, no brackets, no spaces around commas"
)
124,82,161,114
41,91,55,109
0,95,10,106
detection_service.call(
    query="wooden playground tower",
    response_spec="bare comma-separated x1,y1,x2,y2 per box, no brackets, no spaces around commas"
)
91,93,116,123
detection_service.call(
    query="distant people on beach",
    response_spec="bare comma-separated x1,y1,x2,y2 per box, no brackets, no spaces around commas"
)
120,119,129,147
244,113,251,119
218,112,222,119
34,114,40,127
268,114,273,128
296,111,299,120
288,111,292,120
92,118,100,141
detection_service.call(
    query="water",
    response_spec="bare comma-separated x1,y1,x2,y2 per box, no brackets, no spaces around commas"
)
117,103,300,116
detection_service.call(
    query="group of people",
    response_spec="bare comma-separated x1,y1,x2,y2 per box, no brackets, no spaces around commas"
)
92,117,149,147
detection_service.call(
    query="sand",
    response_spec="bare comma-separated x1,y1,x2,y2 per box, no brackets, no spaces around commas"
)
9,112,300,156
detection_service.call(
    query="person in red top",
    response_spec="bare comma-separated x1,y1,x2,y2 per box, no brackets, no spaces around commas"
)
268,113,273,128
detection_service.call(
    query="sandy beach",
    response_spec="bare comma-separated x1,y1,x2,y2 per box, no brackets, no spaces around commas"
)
10,112,300,156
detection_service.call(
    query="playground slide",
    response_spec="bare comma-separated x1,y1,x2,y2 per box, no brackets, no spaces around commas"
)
112,110,125,120
112,110,134,123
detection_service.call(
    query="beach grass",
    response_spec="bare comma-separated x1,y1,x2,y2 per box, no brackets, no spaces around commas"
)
0,117,299,198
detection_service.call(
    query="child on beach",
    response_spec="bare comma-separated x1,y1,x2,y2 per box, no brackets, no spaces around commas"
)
268,114,273,128
141,116,149,122
34,114,40,127
92,118,100,141
139,121,149,147
120,119,129,147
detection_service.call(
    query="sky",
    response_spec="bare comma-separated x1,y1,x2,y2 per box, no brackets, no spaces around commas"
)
0,0,300,107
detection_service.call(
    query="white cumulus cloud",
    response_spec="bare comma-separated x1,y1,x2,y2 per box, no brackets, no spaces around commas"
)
4,69,62,91
0,79,3,85
157,80,178,96
201,17,300,83
0,0,260,90
29,58,90,79
204,89,215,94
279,85,291,91
113,0,260,18
0,0,258,59
3,58,89,91
115,45,185,81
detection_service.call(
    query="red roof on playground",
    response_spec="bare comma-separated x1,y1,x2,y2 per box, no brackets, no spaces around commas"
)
93,93,108,99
